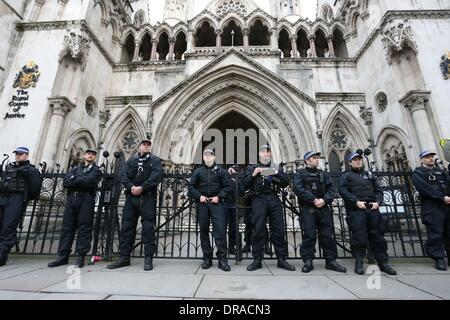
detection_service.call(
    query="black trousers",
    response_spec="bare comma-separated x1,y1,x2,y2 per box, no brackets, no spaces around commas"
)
58,193,95,257
224,204,237,249
0,193,25,255
300,206,338,261
421,202,450,259
346,209,389,263
243,201,269,247
197,202,227,259
251,195,288,259
119,193,157,257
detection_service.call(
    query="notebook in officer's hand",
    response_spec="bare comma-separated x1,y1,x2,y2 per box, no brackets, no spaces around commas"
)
260,168,278,176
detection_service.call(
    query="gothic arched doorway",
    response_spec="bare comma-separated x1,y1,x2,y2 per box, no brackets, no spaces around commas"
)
196,111,264,167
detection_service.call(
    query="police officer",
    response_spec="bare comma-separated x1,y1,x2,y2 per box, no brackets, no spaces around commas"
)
293,151,346,273
242,145,295,272
339,152,397,275
48,149,102,268
107,139,163,271
412,151,450,270
0,147,41,266
188,149,233,271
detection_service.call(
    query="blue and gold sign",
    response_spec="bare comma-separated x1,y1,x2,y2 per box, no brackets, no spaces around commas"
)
13,61,40,89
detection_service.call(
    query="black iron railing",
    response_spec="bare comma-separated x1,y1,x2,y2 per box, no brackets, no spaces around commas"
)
12,167,432,262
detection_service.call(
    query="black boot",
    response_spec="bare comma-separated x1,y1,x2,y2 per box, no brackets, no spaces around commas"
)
242,243,251,253
354,256,364,275
74,256,85,268
218,259,231,272
302,259,314,273
247,258,262,271
435,258,447,271
48,255,69,268
378,262,397,275
144,255,153,271
0,253,8,267
201,257,212,269
107,256,130,269
326,259,347,273
277,258,296,271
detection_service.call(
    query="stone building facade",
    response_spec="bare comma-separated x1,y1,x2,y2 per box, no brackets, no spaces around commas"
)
0,0,449,171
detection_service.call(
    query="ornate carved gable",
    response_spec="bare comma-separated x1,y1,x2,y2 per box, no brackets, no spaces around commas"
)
58,28,91,70
150,48,316,110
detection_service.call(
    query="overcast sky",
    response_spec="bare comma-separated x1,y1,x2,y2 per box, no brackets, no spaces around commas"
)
302,0,318,20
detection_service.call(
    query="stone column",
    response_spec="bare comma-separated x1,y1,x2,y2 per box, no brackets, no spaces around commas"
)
151,39,158,60
31,0,46,21
400,91,435,151
243,28,249,50
112,36,120,61
133,40,141,61
187,28,195,52
42,97,75,169
359,106,379,166
168,37,175,60
270,27,278,50
290,35,299,58
327,36,335,57
308,35,317,57
216,30,222,52
56,0,68,19
98,109,111,152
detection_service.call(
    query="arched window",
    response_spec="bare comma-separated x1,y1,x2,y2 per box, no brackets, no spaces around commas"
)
296,28,310,57
328,150,341,172
221,20,243,46
278,28,291,58
157,32,170,60
249,20,270,46
333,29,348,58
138,33,152,61
174,32,187,60
195,21,216,47
121,34,135,62
314,28,328,57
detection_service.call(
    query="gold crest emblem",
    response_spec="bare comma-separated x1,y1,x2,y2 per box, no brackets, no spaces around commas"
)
13,61,40,89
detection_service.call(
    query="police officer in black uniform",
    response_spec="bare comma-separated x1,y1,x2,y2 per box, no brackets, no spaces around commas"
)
412,150,450,270
107,139,163,271
0,147,41,266
48,149,102,268
293,151,347,273
339,152,396,275
243,145,295,272
188,149,233,271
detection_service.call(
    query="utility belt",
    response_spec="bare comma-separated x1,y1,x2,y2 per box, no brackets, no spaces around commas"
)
253,189,279,198
0,191,25,197
68,190,95,197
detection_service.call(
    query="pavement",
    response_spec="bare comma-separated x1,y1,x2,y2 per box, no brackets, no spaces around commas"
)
0,255,449,300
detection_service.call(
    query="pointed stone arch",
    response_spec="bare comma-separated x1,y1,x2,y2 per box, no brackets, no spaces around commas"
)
61,129,96,170
152,63,317,164
322,103,369,164
376,126,413,169
311,23,331,38
102,106,148,158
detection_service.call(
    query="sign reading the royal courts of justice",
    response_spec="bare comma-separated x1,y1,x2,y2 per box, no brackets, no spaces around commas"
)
4,61,40,120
